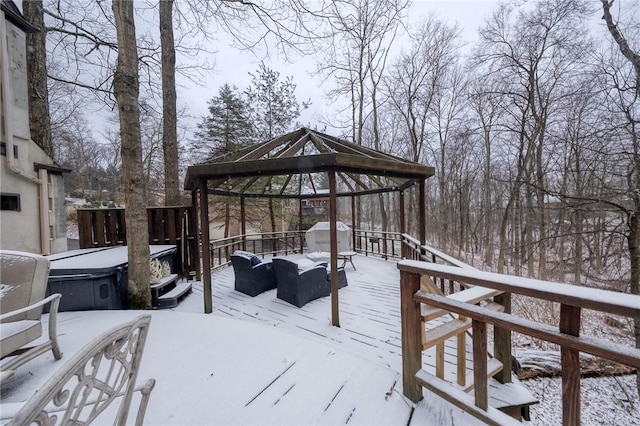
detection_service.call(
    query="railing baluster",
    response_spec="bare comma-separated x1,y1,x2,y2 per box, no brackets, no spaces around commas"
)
560,304,581,426
472,319,488,411
493,293,512,384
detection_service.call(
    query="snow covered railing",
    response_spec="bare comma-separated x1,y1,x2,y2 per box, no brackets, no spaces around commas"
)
398,260,640,426
352,229,403,260
401,234,473,269
208,231,306,270
401,234,478,296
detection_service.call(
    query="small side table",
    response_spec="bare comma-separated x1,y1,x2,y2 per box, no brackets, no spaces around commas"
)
338,251,357,270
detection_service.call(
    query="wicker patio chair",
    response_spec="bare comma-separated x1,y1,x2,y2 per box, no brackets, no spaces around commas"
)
230,251,277,296
273,258,330,308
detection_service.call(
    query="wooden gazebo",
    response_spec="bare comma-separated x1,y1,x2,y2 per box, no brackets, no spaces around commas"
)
184,127,435,325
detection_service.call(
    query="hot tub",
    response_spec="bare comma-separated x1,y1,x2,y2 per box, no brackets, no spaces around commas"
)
46,245,176,312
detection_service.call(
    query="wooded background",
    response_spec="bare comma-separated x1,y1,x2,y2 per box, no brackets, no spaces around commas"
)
18,0,639,359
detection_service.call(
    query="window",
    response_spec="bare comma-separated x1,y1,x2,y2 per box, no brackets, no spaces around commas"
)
1,193,21,211
0,142,18,158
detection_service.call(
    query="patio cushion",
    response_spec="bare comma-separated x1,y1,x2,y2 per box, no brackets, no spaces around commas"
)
250,255,261,266
0,320,42,358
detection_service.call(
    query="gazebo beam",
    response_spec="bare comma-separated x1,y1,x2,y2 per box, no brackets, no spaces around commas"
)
337,172,356,192
280,132,311,157
238,129,304,161
185,153,434,189
207,185,404,199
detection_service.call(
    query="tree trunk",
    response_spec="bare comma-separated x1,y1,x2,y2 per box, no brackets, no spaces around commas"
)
112,0,151,309
269,198,276,232
160,0,180,205
22,0,52,158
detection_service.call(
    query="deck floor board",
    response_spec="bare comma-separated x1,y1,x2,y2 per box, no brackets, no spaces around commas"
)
181,254,537,412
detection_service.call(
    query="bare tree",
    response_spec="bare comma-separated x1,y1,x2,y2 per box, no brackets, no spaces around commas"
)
601,0,640,395
112,0,151,309
318,0,409,144
474,0,591,277
386,15,460,240
160,0,180,205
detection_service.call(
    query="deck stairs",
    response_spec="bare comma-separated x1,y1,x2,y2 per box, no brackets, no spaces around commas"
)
418,274,530,421
150,273,192,309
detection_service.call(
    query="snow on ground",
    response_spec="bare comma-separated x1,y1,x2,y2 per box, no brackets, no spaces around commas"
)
3,250,638,424
1,311,414,425
524,374,639,425
66,221,79,240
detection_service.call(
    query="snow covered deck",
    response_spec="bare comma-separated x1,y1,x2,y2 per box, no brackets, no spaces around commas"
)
1,255,533,424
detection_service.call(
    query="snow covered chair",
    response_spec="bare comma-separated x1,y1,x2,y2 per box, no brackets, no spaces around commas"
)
231,251,276,296
273,258,330,308
0,250,62,383
6,315,155,426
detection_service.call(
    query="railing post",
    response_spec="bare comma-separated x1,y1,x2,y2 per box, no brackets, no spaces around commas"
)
400,269,422,403
560,304,581,426
383,236,388,260
472,319,488,411
493,292,513,384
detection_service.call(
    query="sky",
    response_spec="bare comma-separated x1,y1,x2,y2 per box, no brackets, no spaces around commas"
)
178,1,502,136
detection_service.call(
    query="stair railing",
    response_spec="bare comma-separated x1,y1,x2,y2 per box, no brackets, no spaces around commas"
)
398,260,640,426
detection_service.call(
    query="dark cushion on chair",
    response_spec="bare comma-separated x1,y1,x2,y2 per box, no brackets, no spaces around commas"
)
250,255,261,266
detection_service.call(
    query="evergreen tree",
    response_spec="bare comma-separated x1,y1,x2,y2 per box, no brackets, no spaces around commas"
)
245,63,307,140
192,84,253,161
245,63,308,231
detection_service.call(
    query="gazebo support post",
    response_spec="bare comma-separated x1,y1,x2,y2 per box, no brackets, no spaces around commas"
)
419,178,426,257
351,195,356,251
399,190,406,258
191,188,201,281
329,170,340,327
199,179,213,314
399,190,406,235
240,196,246,251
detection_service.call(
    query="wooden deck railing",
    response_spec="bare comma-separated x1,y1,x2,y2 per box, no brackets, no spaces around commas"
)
353,229,403,260
77,207,198,278
209,231,306,270
398,260,640,426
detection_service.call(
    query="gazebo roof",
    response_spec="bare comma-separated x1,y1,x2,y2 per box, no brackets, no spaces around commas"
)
184,127,434,197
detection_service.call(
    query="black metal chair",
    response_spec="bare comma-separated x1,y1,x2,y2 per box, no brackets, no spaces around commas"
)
230,252,276,297
272,258,330,308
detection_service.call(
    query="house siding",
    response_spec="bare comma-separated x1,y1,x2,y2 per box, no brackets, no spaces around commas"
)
1,5,67,254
